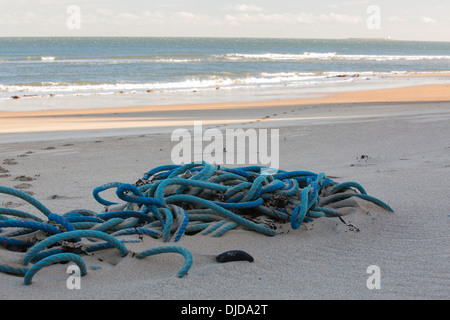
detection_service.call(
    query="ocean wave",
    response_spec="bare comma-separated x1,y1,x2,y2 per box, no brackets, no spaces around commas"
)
2,70,448,100
222,52,450,62
2,52,449,65
40,56,56,61
0,72,354,98
0,56,203,64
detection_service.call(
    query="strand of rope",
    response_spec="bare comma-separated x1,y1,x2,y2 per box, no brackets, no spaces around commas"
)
0,162,393,284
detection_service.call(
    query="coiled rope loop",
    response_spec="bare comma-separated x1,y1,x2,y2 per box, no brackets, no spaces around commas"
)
0,162,393,283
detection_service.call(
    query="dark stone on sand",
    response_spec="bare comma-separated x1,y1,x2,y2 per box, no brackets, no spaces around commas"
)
216,250,254,263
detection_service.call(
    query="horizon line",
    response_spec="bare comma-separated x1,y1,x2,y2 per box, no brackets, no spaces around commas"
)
0,35,449,43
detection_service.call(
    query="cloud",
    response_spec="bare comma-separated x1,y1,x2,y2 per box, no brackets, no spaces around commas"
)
321,13,362,24
143,11,165,20
96,8,114,16
328,0,369,8
118,12,140,20
341,0,370,5
0,11,64,26
225,12,362,26
170,11,221,26
421,16,437,24
231,4,263,12
389,16,405,23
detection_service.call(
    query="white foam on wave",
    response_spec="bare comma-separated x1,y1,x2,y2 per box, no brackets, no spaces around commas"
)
1,70,447,100
223,52,450,62
0,71,347,96
40,56,56,61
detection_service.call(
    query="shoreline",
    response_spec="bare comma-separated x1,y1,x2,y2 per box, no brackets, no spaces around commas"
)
390,72,450,78
2,84,450,118
2,70,450,115
1,83,449,142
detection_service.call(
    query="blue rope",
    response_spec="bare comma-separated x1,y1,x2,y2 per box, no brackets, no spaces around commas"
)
62,209,97,217
89,217,124,233
48,213,77,236
168,204,189,242
0,162,393,284
23,230,128,266
165,194,277,236
0,208,45,222
0,264,28,276
66,216,104,223
95,210,154,224
158,207,173,242
111,227,161,239
0,186,53,217
135,245,193,278
0,236,36,247
291,187,311,230
24,253,87,285
329,182,367,195
211,221,238,237
30,248,65,263
321,193,394,212
93,182,124,206
0,220,61,235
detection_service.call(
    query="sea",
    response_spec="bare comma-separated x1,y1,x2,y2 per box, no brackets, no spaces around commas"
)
1,37,450,110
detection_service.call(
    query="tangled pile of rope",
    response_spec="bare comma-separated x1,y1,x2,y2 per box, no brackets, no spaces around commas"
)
0,161,393,284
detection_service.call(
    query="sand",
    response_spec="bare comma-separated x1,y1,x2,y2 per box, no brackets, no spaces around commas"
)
1,84,450,141
0,83,449,300
390,72,450,78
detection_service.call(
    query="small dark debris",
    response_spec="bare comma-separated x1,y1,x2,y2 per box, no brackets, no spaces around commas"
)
13,183,33,190
358,155,369,160
2,159,18,165
338,217,360,232
13,175,34,182
267,193,291,208
135,178,150,187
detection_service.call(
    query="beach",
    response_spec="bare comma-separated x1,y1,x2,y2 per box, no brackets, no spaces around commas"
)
0,77,449,300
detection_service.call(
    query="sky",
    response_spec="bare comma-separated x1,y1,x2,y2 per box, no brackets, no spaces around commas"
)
0,0,449,41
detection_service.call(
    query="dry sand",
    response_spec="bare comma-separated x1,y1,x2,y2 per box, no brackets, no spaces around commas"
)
390,72,450,78
0,84,449,300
